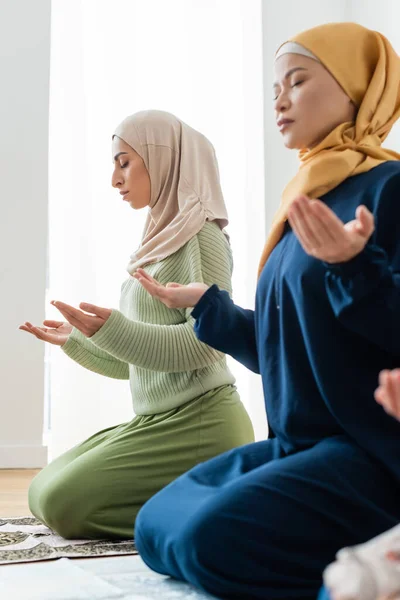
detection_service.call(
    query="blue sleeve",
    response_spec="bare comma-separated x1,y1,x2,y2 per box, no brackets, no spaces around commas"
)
325,172,400,358
191,285,260,373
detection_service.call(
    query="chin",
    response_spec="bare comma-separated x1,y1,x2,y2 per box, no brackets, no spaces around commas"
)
283,138,299,150
130,200,147,210
282,135,308,151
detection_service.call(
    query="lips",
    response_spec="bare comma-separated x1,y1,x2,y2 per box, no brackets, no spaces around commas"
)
277,118,294,130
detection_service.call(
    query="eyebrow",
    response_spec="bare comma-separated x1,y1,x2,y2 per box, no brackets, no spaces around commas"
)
113,151,128,161
273,67,308,88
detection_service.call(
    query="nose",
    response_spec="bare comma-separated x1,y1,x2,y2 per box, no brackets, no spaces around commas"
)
274,90,290,114
111,167,123,189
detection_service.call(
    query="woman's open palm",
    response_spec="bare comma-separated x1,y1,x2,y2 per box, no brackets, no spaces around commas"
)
19,320,72,346
134,269,209,308
288,196,375,263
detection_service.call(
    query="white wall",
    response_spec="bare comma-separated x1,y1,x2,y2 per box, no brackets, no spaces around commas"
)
347,0,400,152
0,0,51,467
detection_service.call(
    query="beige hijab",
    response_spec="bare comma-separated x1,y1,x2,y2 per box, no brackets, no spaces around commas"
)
113,110,229,274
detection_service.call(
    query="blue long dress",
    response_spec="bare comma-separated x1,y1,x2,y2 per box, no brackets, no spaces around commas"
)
134,161,400,600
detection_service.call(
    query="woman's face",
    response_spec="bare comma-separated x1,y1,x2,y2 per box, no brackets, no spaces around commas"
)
111,136,151,209
273,53,357,150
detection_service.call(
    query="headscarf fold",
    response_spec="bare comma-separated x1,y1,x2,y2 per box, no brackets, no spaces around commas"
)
113,110,229,274
258,22,400,276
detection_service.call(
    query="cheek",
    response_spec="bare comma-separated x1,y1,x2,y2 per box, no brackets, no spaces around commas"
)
325,95,351,123
127,165,150,200
125,165,138,192
139,166,151,197
296,87,324,117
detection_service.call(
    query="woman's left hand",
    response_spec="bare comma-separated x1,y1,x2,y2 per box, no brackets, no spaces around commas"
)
133,269,209,308
50,300,112,338
288,195,375,263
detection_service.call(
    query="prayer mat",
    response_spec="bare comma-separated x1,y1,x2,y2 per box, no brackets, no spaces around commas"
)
0,517,137,565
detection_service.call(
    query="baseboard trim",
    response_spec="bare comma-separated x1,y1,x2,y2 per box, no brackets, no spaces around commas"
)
0,445,48,468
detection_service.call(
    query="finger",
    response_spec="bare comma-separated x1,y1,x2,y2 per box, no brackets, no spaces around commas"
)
310,200,345,232
134,269,153,283
374,387,384,405
137,275,173,305
79,303,110,319
136,275,165,299
355,205,375,237
52,302,88,331
166,282,183,289
379,369,391,386
288,197,323,251
20,322,35,331
135,269,163,288
51,301,88,325
296,198,329,246
50,300,78,316
21,322,50,336
43,320,65,328
380,370,396,416
376,371,389,410
389,370,400,420
21,324,50,342
309,201,346,242
288,206,314,253
19,325,41,339
28,326,50,341
19,325,35,334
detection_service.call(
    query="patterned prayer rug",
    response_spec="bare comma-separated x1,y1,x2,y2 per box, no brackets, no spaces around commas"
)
0,517,137,565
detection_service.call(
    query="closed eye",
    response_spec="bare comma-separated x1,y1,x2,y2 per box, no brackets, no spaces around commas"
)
273,79,304,100
121,162,128,169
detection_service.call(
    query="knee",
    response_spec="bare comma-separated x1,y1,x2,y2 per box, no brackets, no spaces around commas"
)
135,502,171,575
136,497,227,588
175,509,225,586
31,479,86,539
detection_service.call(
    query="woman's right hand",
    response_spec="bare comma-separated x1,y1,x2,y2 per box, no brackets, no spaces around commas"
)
134,269,209,309
19,320,73,346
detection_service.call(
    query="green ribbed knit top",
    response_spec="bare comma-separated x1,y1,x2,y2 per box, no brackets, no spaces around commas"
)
62,222,235,415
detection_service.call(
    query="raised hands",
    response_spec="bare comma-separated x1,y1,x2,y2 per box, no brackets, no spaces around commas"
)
20,301,112,343
134,269,209,309
288,195,375,264
19,320,72,346
49,301,112,337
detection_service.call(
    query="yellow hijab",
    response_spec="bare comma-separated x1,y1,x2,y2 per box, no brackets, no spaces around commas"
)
258,22,400,276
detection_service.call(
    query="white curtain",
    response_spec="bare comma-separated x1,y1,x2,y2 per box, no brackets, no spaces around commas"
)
47,0,267,458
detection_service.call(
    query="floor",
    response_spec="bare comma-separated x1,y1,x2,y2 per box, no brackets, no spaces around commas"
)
0,469,38,517
0,469,215,599
2,471,393,600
